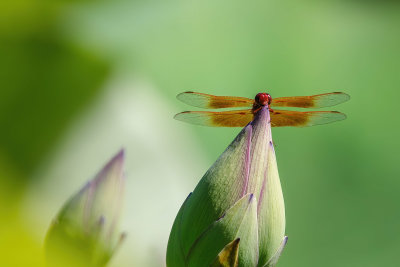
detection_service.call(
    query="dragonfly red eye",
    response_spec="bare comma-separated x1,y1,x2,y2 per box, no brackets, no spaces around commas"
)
255,93,271,106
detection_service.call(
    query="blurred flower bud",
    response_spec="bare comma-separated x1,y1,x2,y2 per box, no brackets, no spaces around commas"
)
45,150,126,267
167,106,287,266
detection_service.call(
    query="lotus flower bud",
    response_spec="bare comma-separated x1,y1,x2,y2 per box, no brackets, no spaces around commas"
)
167,106,287,267
45,150,126,267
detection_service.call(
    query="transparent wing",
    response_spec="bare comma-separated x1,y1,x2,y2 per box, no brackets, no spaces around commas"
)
271,109,347,127
174,109,254,127
177,91,253,109
271,92,350,108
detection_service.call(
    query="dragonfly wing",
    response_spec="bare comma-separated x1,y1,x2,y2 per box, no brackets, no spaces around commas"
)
174,109,254,127
271,92,350,108
271,109,347,127
177,91,253,109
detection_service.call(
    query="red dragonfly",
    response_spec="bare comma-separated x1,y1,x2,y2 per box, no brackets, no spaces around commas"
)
174,91,349,127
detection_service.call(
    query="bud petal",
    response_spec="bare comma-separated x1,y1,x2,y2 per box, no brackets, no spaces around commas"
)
264,236,288,267
257,142,285,265
186,194,258,266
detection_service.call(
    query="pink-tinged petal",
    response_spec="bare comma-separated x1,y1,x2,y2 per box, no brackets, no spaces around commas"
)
177,124,255,258
257,138,285,266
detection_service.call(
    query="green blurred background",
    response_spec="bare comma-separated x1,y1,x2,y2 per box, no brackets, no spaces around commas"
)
1,0,399,266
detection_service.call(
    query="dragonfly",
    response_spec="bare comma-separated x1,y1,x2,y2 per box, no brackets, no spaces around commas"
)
174,91,350,127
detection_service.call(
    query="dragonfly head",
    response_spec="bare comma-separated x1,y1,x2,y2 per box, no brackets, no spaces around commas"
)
255,93,272,106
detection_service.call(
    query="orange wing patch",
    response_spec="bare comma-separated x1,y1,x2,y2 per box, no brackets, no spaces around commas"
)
270,109,346,127
177,91,253,109
271,92,350,108
174,109,254,127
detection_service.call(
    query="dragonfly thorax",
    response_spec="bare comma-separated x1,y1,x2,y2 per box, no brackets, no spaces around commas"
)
255,93,272,106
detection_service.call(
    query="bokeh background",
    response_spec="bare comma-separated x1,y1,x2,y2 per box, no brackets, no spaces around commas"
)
1,0,399,266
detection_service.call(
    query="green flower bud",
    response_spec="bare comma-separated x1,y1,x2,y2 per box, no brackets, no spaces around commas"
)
45,150,126,267
167,106,287,267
